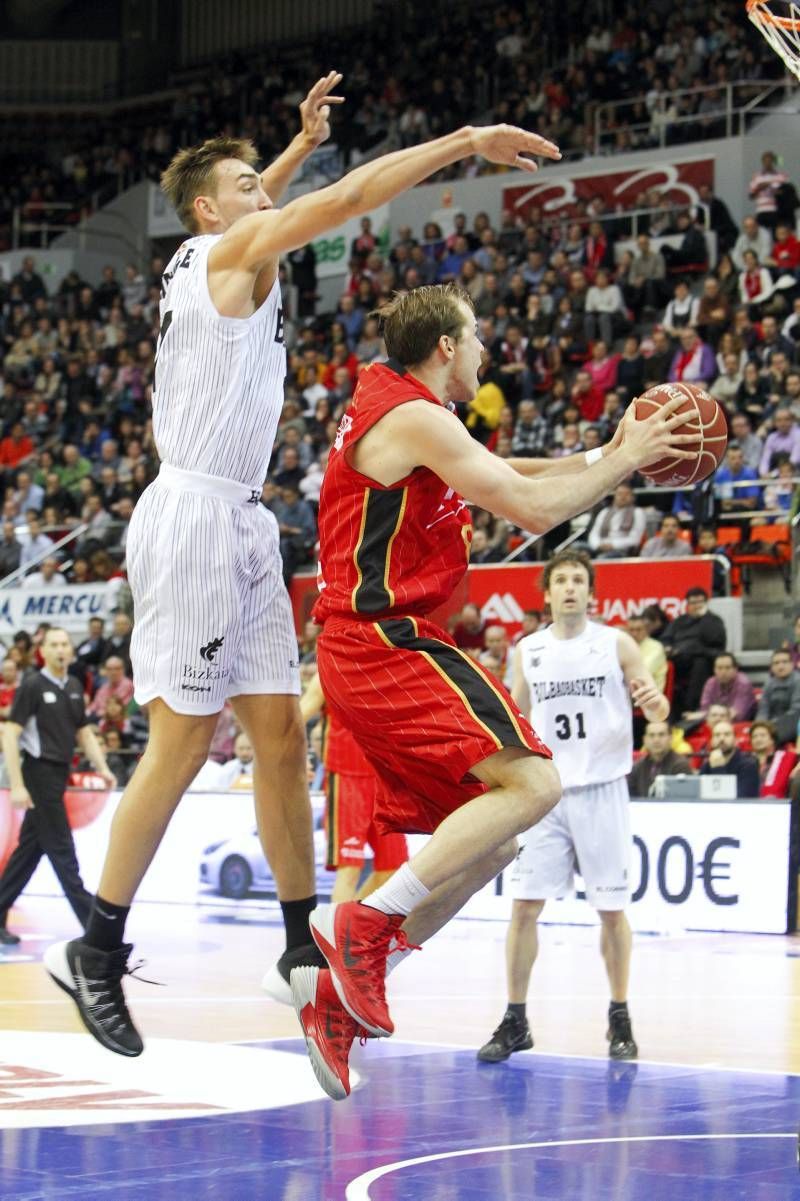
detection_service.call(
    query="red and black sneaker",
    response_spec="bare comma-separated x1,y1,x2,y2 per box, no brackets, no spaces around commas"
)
310,902,417,1037
290,965,363,1101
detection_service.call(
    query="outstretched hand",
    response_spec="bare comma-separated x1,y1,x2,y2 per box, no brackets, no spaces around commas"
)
299,71,345,149
470,124,561,172
618,394,700,471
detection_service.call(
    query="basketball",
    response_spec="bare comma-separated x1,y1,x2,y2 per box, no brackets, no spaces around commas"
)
633,382,728,486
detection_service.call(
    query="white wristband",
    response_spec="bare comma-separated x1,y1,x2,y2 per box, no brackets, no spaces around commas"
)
585,448,603,466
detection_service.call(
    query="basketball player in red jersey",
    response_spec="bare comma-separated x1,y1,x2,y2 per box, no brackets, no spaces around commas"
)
289,284,698,1100
301,672,408,901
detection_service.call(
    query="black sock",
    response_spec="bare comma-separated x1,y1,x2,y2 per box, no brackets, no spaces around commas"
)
280,895,317,952
609,1000,628,1018
84,895,130,952
507,1002,527,1022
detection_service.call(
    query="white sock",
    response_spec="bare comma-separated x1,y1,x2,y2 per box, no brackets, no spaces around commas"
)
385,943,412,977
360,862,429,917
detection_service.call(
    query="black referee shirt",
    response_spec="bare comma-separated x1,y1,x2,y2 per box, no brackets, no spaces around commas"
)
9,669,88,766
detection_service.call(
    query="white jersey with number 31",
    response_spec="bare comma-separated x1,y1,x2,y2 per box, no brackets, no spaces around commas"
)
519,621,632,789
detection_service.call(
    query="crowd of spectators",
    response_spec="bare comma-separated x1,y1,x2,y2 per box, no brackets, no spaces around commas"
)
0,0,782,248
3,152,800,583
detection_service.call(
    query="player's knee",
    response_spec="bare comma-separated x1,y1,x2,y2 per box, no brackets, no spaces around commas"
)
537,759,562,814
255,706,306,768
599,908,628,929
284,711,308,762
516,758,561,830
512,898,544,925
149,724,212,776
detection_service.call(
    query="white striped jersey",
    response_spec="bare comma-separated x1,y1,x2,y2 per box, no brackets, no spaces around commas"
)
152,235,286,487
518,620,632,789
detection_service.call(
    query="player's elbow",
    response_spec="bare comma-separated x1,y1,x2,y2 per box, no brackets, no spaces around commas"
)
518,499,562,536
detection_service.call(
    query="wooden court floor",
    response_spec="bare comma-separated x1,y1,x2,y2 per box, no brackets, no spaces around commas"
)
2,893,799,1075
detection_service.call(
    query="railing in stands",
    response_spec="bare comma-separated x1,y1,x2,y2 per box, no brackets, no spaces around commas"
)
499,471,800,589
593,79,792,154
0,524,88,591
11,199,147,258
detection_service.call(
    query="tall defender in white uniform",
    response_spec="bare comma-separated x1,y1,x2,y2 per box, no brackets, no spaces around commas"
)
44,75,565,1057
477,550,669,1065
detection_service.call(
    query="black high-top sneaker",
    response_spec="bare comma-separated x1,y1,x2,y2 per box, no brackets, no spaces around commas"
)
44,938,144,1056
607,1005,638,1060
477,1011,534,1063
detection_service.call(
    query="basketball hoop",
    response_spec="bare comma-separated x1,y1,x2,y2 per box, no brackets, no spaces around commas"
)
747,0,800,81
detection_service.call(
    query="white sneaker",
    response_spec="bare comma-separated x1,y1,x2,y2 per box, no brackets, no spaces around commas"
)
261,962,292,1006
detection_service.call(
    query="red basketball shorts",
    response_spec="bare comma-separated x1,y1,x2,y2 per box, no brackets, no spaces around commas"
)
317,614,551,836
324,768,409,871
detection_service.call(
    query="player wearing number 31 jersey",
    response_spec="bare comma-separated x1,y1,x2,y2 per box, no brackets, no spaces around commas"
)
477,549,670,1066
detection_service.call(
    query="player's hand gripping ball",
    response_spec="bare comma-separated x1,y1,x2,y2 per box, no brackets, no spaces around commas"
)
633,382,728,486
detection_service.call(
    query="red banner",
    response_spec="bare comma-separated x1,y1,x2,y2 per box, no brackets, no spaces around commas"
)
290,557,714,637
467,558,713,634
503,158,714,225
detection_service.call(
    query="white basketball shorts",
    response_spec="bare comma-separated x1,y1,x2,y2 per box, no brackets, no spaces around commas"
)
509,776,631,910
127,464,300,716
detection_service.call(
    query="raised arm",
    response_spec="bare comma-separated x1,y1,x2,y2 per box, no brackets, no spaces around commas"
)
259,72,345,204
377,393,695,536
211,124,561,275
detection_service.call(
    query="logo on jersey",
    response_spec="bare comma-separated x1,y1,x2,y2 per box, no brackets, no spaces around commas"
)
200,637,224,663
334,413,353,451
425,488,468,531
531,675,607,702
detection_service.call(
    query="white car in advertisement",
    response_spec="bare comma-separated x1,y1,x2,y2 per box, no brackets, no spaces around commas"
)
199,824,336,901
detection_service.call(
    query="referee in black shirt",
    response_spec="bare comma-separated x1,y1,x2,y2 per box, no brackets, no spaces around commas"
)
0,627,115,944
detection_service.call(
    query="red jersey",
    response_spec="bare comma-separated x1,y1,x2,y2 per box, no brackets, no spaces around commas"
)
313,360,472,622
323,710,372,777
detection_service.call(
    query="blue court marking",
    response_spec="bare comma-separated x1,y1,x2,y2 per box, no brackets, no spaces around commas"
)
0,1042,798,1201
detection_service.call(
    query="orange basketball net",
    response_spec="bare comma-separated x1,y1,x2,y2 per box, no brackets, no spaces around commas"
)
747,0,800,80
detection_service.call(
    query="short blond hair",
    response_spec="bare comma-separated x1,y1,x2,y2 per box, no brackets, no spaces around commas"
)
160,136,259,233
375,284,474,368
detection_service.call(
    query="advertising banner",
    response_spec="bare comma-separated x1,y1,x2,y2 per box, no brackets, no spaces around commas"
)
289,557,714,636
502,157,715,224
0,584,113,638
468,557,714,633
21,789,794,935
311,203,390,279
466,798,794,936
